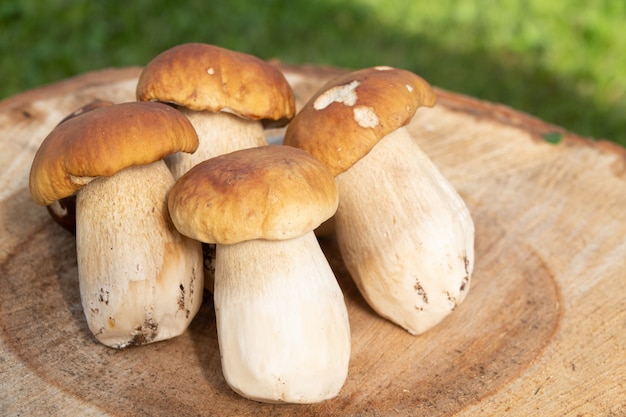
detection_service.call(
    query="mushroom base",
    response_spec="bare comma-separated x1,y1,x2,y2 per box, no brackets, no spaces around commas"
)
76,161,204,348
335,127,475,335
214,231,350,404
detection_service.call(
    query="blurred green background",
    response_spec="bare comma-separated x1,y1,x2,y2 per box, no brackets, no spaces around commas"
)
1,0,624,145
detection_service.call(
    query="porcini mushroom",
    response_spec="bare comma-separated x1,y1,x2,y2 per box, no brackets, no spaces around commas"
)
168,145,350,403
136,42,296,180
29,101,204,348
283,66,475,335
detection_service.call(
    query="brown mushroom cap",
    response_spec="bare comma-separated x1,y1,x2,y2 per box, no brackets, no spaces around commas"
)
168,145,338,245
29,101,199,206
136,43,296,127
283,66,437,176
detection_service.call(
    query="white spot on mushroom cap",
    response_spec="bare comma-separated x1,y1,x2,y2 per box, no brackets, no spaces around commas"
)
314,80,360,110
353,106,379,128
406,84,414,93
207,67,215,75
374,66,393,71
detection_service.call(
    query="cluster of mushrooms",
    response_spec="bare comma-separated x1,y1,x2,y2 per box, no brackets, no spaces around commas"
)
28,43,475,404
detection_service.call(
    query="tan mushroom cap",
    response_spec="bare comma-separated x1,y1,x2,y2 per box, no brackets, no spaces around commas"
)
136,43,296,126
168,145,338,245
29,101,199,206
283,66,437,176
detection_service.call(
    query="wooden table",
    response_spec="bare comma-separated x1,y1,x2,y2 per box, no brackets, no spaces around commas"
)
0,64,624,416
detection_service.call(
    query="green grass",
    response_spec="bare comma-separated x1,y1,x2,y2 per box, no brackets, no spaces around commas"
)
2,0,624,145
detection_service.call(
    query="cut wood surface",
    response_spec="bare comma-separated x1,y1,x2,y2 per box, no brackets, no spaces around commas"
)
0,63,624,417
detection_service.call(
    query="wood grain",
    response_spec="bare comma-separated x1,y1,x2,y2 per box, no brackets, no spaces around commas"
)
0,64,624,417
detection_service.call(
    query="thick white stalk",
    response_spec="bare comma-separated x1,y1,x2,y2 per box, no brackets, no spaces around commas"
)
214,231,351,404
335,127,475,335
76,160,204,348
165,110,267,179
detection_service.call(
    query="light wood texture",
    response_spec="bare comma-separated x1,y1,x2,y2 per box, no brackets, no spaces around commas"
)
1,64,624,417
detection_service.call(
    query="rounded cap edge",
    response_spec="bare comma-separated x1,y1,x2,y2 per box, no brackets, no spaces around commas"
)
29,101,199,206
136,43,296,125
168,145,338,244
283,66,436,176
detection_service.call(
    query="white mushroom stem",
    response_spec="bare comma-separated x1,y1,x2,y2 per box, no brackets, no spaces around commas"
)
165,110,267,180
214,231,351,404
334,126,475,335
76,160,204,348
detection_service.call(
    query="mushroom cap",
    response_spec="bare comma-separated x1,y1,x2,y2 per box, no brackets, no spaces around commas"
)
283,66,437,176
136,43,296,127
168,145,338,245
29,101,199,206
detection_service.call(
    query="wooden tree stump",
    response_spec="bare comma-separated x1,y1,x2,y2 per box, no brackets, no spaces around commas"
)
0,64,623,416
